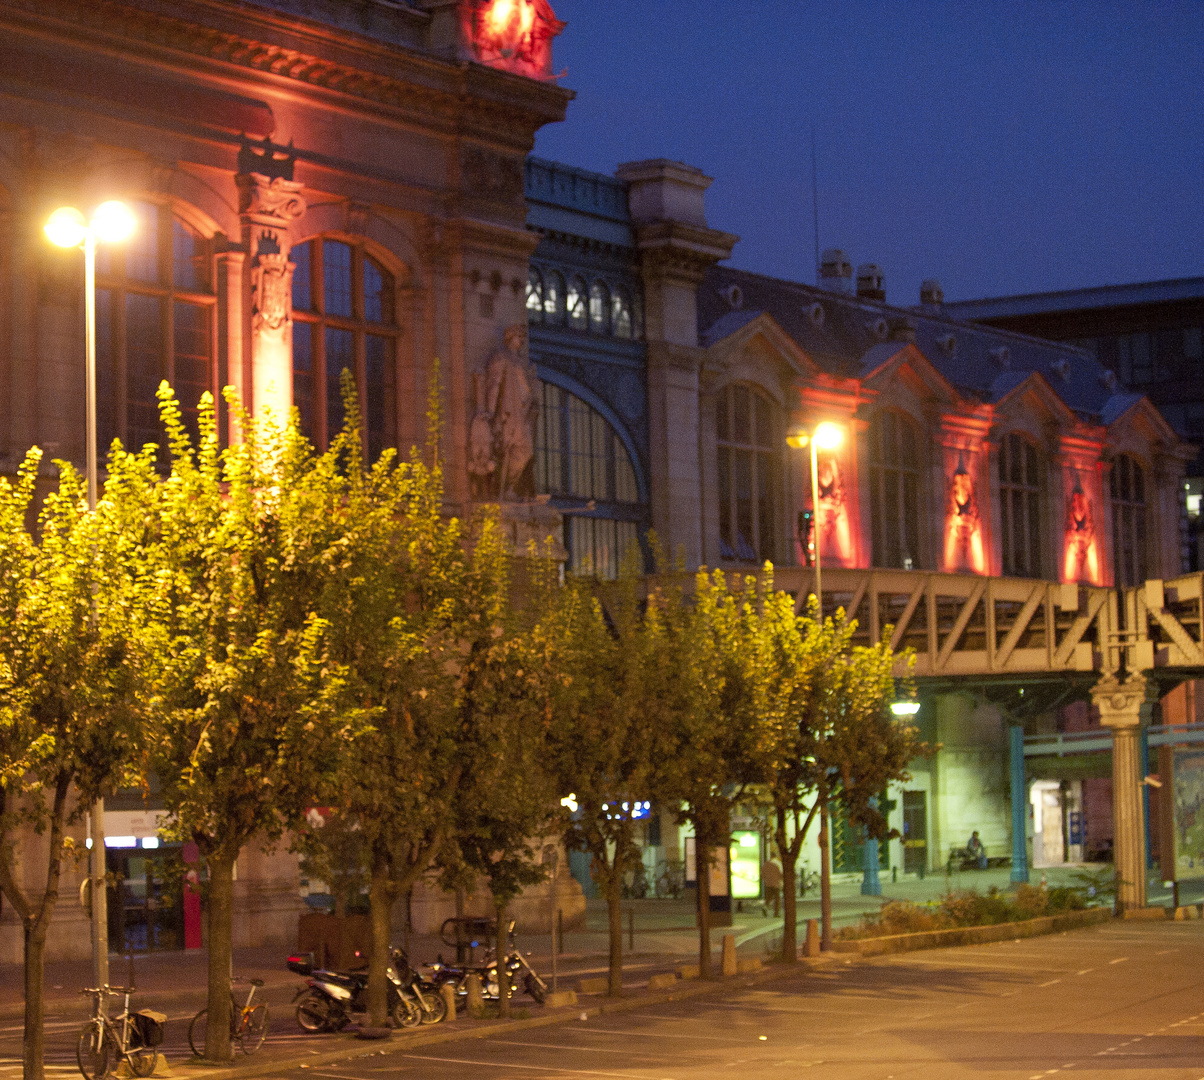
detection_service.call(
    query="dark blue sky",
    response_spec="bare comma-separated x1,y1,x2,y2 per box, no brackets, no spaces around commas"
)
532,2,1204,304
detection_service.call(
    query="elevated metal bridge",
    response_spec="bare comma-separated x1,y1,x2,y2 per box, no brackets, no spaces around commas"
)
768,566,1204,911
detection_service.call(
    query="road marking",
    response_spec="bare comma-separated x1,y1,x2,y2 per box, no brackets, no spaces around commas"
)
1108,956,1128,964
485,1039,675,1058
1075,969,1094,975
396,1053,674,1080
576,1025,735,1041
1037,979,1061,987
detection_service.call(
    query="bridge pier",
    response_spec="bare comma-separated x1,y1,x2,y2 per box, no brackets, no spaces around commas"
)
1092,674,1155,911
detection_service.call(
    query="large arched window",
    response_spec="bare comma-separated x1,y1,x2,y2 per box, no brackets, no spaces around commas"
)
716,384,779,564
868,411,922,569
291,239,398,459
998,433,1043,577
566,277,588,331
588,281,609,334
94,201,214,452
525,268,543,323
535,381,641,578
1111,454,1148,586
543,271,564,325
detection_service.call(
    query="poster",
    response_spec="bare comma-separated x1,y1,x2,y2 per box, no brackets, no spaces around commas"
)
1172,747,1204,881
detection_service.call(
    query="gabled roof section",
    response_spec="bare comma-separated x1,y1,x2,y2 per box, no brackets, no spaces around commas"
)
1103,394,1180,445
702,310,818,377
989,370,1079,428
858,341,960,407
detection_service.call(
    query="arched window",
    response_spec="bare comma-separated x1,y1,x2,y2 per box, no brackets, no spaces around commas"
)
93,201,215,454
566,277,587,330
716,384,779,563
868,411,922,569
543,270,564,325
291,239,398,459
589,281,610,334
535,381,641,578
998,433,1043,577
611,288,633,339
1111,454,1148,586
525,268,543,323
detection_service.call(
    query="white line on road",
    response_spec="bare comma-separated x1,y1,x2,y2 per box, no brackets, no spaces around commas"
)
1037,979,1061,987
576,1024,737,1041
1075,969,1094,975
1108,957,1129,964
485,1039,676,1058
396,1052,675,1080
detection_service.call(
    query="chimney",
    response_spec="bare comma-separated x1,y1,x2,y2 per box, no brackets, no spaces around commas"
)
818,248,852,294
856,263,885,302
920,278,944,307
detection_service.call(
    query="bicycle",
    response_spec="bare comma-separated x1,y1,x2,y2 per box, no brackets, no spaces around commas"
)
188,976,270,1056
77,985,163,1080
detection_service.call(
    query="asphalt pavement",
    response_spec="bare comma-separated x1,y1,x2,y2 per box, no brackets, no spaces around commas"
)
262,919,1204,1080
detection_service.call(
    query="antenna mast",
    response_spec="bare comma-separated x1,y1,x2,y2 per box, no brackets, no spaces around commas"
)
811,127,820,284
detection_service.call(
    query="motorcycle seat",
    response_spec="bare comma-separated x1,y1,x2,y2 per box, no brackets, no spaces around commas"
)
311,970,363,990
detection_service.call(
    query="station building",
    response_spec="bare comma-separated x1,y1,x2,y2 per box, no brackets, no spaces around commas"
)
0,0,1194,958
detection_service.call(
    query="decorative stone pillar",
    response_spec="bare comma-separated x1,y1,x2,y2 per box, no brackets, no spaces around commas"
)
235,142,306,424
1092,673,1154,910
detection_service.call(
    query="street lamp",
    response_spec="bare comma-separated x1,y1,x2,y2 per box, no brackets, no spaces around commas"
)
44,199,136,993
786,420,844,619
891,701,921,718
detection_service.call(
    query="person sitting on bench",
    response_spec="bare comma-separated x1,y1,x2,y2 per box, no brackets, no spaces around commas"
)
967,831,987,870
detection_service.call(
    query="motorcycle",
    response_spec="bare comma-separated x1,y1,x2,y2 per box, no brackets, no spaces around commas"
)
424,921,547,1009
288,950,421,1031
391,948,448,1026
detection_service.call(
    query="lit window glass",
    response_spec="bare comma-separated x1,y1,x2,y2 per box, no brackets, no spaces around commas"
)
611,289,633,339
589,281,609,334
544,271,564,324
567,277,587,330
526,268,544,323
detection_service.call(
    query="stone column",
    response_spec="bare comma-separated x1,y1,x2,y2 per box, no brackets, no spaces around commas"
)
235,152,306,424
1092,674,1154,910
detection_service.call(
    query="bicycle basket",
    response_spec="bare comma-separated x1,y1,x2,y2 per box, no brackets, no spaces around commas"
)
132,1011,166,1048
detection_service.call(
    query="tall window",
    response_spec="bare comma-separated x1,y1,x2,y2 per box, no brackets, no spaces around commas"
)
94,202,214,453
291,239,398,459
588,281,609,334
999,433,1043,577
716,384,779,563
525,268,543,322
535,382,641,578
1111,454,1147,586
868,411,922,569
566,277,588,330
543,271,564,324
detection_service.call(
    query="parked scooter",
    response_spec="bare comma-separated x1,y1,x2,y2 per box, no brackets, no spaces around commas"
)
288,951,421,1031
391,949,448,1026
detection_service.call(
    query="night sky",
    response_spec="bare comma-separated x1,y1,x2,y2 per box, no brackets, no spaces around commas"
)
532,2,1204,305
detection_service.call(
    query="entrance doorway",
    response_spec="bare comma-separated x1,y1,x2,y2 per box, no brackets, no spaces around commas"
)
106,847,185,952
902,790,928,874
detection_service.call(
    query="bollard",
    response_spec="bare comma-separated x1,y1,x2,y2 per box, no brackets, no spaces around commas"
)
721,932,737,976
439,982,457,1022
465,972,484,1018
803,918,820,958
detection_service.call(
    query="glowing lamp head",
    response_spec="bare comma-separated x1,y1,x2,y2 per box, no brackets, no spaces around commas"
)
44,206,88,249
891,701,921,717
813,421,844,451
91,200,136,244
785,426,809,450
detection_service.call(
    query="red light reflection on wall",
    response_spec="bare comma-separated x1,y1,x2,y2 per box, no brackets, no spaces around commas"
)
468,0,564,80
944,457,985,574
815,450,853,565
1063,476,1101,584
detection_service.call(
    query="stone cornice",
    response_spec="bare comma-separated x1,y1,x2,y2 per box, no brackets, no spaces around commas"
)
0,0,571,146
633,220,739,285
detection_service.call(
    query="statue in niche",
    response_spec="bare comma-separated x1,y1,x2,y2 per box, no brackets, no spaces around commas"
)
467,324,537,500
815,450,852,564
944,454,984,573
1063,474,1100,583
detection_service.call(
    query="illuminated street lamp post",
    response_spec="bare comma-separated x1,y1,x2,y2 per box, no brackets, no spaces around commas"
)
786,421,844,618
44,200,137,991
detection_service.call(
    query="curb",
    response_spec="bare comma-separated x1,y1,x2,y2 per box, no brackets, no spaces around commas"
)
829,906,1111,956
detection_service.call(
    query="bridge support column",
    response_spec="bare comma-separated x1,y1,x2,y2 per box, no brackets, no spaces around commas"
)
861,797,881,896
1009,725,1029,883
1092,674,1153,911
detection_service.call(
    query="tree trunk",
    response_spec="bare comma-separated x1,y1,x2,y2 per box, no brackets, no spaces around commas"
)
818,794,832,951
696,826,711,979
496,900,510,1018
204,852,235,1062
605,865,623,996
778,809,797,963
23,914,48,1080
366,851,393,1028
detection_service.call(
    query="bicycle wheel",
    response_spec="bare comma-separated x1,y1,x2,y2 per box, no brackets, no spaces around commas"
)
237,1004,269,1054
77,1023,117,1080
127,1045,157,1078
187,1008,208,1057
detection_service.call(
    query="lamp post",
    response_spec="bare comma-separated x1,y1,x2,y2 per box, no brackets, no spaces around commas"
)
786,421,844,618
44,200,137,992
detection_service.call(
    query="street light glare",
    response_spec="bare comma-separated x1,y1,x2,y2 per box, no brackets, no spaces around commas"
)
813,421,844,450
44,206,88,248
91,200,136,244
891,701,921,717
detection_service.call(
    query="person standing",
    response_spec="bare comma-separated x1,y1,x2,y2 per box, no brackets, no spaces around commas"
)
762,858,782,917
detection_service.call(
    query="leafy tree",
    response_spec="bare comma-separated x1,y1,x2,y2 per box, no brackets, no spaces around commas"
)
0,446,152,1080
546,566,671,996
294,808,369,918
656,567,759,979
139,388,348,1060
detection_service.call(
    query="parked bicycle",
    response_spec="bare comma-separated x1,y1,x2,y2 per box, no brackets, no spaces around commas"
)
188,976,270,1056
77,985,164,1080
